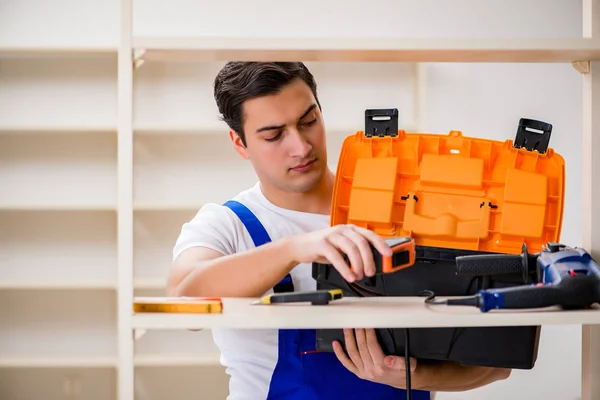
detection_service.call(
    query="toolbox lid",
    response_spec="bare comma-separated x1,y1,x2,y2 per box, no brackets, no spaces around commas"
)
330,109,565,255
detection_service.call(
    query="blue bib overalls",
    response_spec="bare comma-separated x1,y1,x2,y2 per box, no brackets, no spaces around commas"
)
224,200,431,400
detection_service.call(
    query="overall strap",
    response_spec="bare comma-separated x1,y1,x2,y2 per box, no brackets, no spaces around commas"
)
223,200,294,293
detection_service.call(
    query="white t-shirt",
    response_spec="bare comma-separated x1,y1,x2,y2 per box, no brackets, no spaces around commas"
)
173,182,330,399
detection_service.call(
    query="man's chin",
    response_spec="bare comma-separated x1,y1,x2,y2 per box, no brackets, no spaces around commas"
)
286,171,325,193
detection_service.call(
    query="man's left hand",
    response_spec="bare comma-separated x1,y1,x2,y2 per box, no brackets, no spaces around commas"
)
334,328,513,392
332,328,416,388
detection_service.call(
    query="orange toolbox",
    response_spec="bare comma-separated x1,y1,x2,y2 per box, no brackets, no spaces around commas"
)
313,108,564,369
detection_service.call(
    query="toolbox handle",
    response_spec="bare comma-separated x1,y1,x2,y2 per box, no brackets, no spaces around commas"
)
513,118,552,154
364,108,399,138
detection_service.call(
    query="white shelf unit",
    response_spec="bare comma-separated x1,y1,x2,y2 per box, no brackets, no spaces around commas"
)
0,1,599,400
123,4,600,400
0,3,123,390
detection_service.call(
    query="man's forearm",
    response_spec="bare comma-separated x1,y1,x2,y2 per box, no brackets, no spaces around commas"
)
412,362,511,392
170,237,298,298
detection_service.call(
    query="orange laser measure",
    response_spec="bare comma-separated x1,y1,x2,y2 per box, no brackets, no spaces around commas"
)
313,236,415,278
374,236,416,274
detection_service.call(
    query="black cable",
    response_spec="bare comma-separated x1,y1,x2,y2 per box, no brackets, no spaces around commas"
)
350,281,384,296
338,279,415,398
379,276,411,399
405,328,412,400
422,291,481,307
328,278,451,399
344,281,367,297
442,277,477,359
420,289,482,307
420,289,448,305
320,279,371,298
420,280,483,362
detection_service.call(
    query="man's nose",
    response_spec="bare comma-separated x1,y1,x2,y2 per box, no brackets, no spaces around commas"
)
287,129,313,157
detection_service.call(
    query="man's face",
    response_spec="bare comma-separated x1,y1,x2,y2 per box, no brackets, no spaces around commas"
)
232,78,328,193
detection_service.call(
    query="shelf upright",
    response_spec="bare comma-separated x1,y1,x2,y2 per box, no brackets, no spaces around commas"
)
117,0,134,399
581,2,600,400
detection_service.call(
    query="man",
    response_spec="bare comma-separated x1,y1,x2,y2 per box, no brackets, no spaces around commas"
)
167,62,511,399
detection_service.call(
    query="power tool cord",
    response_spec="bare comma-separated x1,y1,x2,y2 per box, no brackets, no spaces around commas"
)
421,289,482,308
346,280,414,399
339,281,482,399
329,280,438,400
404,328,412,400
380,278,413,399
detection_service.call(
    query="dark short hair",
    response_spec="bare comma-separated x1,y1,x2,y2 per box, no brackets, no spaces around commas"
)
213,62,320,146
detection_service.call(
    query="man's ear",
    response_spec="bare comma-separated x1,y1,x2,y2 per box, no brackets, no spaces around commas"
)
229,130,249,159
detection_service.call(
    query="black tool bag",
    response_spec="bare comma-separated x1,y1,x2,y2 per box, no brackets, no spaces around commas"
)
312,245,541,369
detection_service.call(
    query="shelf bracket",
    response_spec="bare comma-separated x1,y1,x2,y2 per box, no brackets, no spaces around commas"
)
573,60,591,74
133,49,146,70
133,328,147,340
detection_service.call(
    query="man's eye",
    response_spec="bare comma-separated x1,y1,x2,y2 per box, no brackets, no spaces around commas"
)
265,132,282,142
301,118,317,127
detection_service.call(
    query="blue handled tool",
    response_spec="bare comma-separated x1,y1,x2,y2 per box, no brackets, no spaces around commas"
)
426,242,600,312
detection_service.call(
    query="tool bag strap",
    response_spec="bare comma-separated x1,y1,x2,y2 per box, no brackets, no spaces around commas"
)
223,200,294,293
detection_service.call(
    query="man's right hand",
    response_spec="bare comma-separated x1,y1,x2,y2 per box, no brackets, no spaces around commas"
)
289,224,392,282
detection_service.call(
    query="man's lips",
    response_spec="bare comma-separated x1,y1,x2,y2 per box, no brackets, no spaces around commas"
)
291,159,316,170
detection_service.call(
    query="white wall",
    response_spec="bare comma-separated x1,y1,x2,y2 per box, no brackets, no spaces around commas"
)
0,1,585,399
425,63,584,400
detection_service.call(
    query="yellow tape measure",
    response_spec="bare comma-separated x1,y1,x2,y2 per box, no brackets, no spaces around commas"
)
133,297,223,314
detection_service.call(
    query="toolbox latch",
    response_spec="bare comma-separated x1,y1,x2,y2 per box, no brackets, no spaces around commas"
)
365,108,399,138
513,118,552,154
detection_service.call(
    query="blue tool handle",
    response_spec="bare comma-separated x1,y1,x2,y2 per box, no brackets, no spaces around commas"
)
477,274,600,312
478,285,562,312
